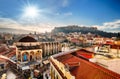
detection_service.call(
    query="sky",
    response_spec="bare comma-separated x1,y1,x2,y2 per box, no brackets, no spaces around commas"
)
0,0,120,33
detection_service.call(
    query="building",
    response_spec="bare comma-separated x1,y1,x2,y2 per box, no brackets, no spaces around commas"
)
97,40,120,57
15,36,42,64
41,41,61,58
0,57,9,79
0,44,8,55
49,49,120,79
14,35,62,76
91,40,120,74
4,34,13,45
0,58,7,72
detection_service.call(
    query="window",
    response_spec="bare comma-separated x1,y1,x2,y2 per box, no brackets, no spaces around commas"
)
23,54,27,61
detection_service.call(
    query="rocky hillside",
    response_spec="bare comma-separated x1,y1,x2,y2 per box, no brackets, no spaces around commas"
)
52,25,118,38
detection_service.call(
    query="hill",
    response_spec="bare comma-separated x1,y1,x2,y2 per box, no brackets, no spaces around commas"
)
52,25,118,38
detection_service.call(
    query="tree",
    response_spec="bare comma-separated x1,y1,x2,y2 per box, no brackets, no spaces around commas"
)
116,32,120,40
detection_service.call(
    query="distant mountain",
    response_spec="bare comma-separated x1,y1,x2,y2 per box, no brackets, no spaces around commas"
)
52,25,118,38
0,28,33,34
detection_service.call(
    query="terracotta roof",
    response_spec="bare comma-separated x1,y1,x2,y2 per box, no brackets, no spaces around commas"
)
6,50,16,58
111,45,120,49
55,53,120,79
105,41,114,45
0,58,7,62
71,38,80,43
71,49,93,60
75,52,93,59
19,36,37,42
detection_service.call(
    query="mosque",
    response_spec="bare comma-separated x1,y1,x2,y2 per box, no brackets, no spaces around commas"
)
14,35,61,73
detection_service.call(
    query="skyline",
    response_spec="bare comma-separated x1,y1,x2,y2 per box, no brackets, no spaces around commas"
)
0,0,120,33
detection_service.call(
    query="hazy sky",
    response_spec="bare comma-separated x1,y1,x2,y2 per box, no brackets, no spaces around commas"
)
0,0,120,33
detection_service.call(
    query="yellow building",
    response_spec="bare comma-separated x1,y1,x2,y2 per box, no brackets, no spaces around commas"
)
49,56,75,79
15,36,42,64
14,35,62,71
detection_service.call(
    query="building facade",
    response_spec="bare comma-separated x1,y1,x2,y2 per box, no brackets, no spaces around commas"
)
15,36,42,64
49,56,75,79
14,36,62,70
41,42,61,57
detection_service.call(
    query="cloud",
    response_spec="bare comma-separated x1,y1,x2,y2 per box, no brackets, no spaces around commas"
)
54,12,72,17
64,12,72,16
0,17,120,34
55,13,60,16
62,0,69,7
0,17,58,33
93,20,120,33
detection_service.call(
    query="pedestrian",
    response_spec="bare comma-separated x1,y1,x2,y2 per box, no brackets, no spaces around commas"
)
45,73,49,79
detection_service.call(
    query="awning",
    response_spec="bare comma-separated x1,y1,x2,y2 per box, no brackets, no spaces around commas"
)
22,66,30,70
34,69,40,73
43,60,49,64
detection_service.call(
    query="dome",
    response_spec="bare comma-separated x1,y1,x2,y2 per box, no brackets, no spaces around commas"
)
19,36,37,42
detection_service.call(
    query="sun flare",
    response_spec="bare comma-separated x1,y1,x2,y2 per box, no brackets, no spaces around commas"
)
23,6,39,18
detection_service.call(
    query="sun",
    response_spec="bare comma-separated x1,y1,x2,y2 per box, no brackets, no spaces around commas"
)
23,6,39,18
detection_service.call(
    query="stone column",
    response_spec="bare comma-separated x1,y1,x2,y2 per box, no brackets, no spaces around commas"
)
40,51,42,60
47,43,50,56
44,43,47,57
53,43,55,54
55,43,57,54
47,43,49,56
56,43,59,53
21,52,23,62
33,51,36,61
28,52,30,61
50,43,52,55
46,43,48,56
51,43,53,54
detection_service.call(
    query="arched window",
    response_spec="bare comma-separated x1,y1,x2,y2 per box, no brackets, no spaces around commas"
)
23,53,27,61
30,51,34,61
36,51,40,60
23,52,29,61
